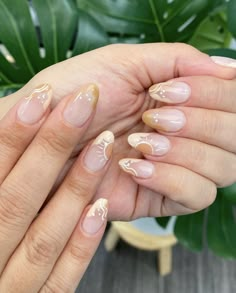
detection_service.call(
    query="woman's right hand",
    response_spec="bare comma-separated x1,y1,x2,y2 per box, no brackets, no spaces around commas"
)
0,84,113,292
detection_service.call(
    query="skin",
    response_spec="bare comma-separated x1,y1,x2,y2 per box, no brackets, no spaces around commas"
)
0,87,110,292
1,42,236,291
1,43,236,221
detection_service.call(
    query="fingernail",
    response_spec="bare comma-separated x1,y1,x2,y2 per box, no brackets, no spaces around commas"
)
142,109,186,132
84,131,114,172
119,159,154,178
17,84,52,124
128,133,170,156
63,84,99,127
82,198,108,235
149,81,191,103
211,56,236,68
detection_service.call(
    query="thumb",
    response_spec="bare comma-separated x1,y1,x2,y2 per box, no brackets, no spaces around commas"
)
129,43,236,88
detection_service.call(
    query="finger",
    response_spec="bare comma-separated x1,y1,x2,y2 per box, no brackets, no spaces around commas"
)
148,76,236,113
40,199,108,293
4,44,236,117
142,107,236,153
128,133,236,187
0,84,52,184
119,159,217,215
0,84,99,272
0,131,113,292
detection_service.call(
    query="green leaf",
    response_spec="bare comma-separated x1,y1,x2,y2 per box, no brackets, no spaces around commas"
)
206,48,236,57
0,0,109,96
72,10,109,56
227,0,236,38
219,184,236,204
77,0,226,44
174,210,205,251
207,192,236,258
189,11,232,51
155,216,170,228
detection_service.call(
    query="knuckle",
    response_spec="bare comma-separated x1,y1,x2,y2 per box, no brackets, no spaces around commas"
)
41,280,66,293
69,242,91,266
65,176,91,201
0,125,25,153
37,128,72,155
188,142,208,169
0,186,29,227
23,228,60,266
202,111,222,140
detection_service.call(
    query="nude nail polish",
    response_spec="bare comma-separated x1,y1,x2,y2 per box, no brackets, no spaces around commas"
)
128,133,170,156
17,84,52,124
82,198,108,235
84,131,114,172
119,159,154,178
211,56,236,68
149,81,191,103
142,109,186,132
63,84,99,127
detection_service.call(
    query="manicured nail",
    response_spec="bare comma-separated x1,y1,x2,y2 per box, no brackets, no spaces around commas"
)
149,81,191,103
17,84,52,124
211,56,236,68
128,133,170,156
63,84,99,127
119,159,154,178
82,198,108,235
142,109,186,132
84,131,114,172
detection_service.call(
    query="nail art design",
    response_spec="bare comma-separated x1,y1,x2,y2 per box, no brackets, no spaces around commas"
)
63,84,99,127
142,109,186,132
119,159,154,178
128,133,170,156
149,81,191,103
17,84,52,124
86,198,108,221
84,131,114,172
119,159,138,176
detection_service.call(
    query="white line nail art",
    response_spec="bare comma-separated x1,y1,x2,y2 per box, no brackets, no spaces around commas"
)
86,198,108,221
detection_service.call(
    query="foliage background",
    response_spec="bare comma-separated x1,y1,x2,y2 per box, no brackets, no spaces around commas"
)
0,0,235,258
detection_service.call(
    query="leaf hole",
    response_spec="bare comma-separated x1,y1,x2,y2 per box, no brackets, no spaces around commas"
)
177,15,197,33
0,44,16,64
29,2,45,59
217,26,224,34
163,11,169,19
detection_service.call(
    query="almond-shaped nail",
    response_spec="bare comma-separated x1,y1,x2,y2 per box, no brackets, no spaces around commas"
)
63,84,99,127
211,56,236,68
128,133,170,156
149,81,191,103
82,198,108,235
142,109,186,132
84,131,114,172
17,84,52,124
119,159,154,179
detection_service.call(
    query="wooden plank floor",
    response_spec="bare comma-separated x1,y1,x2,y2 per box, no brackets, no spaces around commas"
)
77,231,236,293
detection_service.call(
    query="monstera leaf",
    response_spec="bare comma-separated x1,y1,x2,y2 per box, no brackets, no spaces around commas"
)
189,10,232,51
0,0,109,96
77,0,226,44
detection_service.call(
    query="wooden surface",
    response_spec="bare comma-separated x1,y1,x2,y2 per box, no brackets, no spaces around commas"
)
110,221,177,250
77,229,236,293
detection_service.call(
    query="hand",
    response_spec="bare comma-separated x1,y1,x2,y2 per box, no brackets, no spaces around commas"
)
120,71,236,216
0,84,112,292
1,44,235,220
